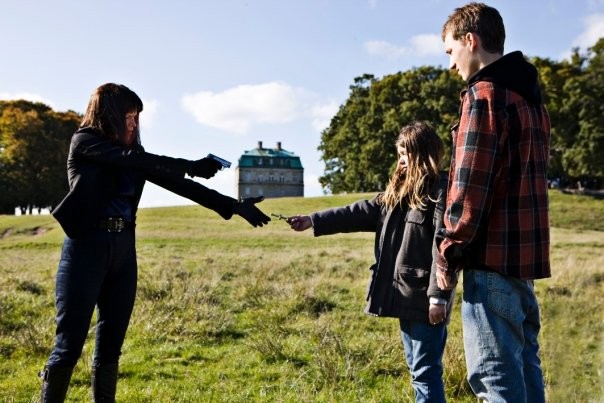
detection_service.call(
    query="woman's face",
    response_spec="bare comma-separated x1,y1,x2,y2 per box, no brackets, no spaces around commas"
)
397,145,409,172
123,111,138,146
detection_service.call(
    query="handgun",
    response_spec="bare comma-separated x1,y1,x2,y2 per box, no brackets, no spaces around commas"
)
207,153,231,169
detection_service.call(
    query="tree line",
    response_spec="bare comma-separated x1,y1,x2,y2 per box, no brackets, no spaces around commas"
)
319,38,604,194
1,39,603,214
0,101,80,214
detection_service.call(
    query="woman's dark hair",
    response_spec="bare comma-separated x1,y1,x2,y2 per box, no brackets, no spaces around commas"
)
80,83,143,144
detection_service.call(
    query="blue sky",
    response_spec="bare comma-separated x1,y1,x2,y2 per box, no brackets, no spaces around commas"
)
2,0,603,208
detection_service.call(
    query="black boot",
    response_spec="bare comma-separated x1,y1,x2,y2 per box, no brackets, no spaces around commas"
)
91,363,118,402
39,365,74,403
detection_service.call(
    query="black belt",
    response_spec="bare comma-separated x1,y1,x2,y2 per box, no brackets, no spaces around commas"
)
96,217,135,232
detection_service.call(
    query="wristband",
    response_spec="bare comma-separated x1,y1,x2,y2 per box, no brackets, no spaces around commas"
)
429,297,448,305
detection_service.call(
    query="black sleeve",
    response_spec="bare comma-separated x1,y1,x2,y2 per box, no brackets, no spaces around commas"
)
310,195,382,236
428,175,453,301
146,173,237,220
71,131,191,178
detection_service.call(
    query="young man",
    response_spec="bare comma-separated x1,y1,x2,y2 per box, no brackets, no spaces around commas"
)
436,3,551,402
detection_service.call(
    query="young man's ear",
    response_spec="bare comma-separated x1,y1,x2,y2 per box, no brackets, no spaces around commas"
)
465,32,480,51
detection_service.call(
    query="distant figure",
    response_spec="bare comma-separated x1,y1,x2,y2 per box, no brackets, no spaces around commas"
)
437,3,551,402
288,122,453,403
39,83,270,402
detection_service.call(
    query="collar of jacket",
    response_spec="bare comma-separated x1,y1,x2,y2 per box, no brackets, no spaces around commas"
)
466,50,543,105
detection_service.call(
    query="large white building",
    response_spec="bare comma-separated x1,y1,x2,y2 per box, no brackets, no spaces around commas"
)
236,141,304,198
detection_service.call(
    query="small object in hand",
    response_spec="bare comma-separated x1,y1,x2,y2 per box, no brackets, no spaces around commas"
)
271,213,290,221
207,153,231,169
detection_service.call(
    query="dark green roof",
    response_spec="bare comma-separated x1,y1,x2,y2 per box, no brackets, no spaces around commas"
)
238,145,303,169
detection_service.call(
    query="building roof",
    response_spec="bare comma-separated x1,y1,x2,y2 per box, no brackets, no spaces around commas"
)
238,141,303,169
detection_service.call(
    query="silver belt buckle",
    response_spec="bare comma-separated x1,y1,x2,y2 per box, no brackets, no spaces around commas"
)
107,217,125,232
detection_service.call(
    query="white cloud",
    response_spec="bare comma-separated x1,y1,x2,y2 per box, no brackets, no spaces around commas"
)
182,82,300,134
309,101,339,132
409,34,443,56
365,40,411,59
365,34,442,60
0,92,55,107
140,99,158,129
572,13,604,50
181,82,338,135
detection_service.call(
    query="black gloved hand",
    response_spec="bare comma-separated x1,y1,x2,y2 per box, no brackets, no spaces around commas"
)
188,157,222,179
234,196,271,227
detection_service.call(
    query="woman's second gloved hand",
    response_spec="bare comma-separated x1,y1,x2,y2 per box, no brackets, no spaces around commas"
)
234,197,271,227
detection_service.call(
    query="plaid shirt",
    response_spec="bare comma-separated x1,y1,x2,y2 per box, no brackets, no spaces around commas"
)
438,76,551,280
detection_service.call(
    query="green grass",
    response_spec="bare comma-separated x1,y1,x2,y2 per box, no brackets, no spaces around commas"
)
0,190,602,402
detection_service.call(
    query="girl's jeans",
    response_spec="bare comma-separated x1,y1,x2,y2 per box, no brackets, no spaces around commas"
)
462,269,545,403
399,318,447,403
47,230,137,368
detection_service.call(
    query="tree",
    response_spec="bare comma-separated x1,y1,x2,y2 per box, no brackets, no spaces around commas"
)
318,42,604,194
0,100,80,214
318,68,462,194
562,38,604,185
532,52,584,183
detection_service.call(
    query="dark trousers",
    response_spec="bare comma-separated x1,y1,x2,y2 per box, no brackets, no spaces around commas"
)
47,230,137,368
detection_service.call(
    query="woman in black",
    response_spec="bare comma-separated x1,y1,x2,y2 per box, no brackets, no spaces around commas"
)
40,83,270,402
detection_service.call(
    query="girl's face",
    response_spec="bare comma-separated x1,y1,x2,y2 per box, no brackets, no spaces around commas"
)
123,111,138,146
397,145,409,172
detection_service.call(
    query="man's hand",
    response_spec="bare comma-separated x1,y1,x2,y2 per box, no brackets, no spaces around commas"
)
435,251,459,290
188,158,222,179
235,197,271,227
436,269,458,290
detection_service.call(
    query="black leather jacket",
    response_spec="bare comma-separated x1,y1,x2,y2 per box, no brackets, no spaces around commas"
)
310,175,453,322
52,127,236,238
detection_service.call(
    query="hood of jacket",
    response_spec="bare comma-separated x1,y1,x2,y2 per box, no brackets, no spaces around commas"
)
468,51,543,105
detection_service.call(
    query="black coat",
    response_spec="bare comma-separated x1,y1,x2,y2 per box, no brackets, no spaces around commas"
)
52,127,236,239
310,175,453,322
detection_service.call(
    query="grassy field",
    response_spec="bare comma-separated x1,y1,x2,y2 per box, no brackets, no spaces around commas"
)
0,190,602,402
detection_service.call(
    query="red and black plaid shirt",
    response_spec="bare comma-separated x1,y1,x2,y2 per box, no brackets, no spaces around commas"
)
438,80,551,280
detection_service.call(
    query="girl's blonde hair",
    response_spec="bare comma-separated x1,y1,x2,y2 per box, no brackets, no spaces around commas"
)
380,121,444,210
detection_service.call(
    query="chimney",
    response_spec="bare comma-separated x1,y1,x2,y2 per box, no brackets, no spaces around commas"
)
257,141,263,149
276,141,282,150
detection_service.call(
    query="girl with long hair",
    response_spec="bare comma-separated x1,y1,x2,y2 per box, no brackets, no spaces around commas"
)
287,121,453,403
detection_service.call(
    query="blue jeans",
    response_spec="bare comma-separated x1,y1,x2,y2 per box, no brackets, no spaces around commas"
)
400,319,447,403
462,269,545,403
47,230,137,368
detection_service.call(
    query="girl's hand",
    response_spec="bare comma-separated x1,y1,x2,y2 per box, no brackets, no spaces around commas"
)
429,303,447,325
286,215,312,231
